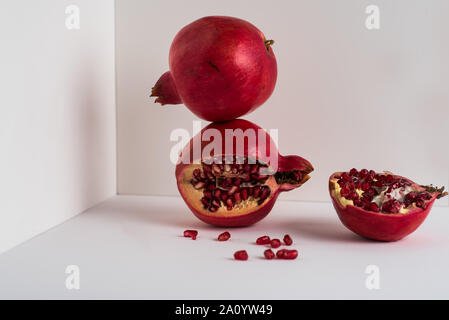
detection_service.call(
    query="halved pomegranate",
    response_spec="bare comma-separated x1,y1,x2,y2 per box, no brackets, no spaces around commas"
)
176,119,313,227
329,169,447,241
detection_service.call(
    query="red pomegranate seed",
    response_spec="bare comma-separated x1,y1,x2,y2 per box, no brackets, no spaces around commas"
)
203,191,212,199
353,199,364,207
374,180,384,188
283,234,293,246
234,250,248,261
340,187,350,197
241,188,248,200
284,249,298,260
276,249,287,259
218,231,231,241
259,186,270,200
367,202,380,212
193,168,200,177
270,238,281,248
361,183,371,191
347,191,356,199
264,249,275,260
415,200,424,208
250,164,258,174
234,192,242,203
349,168,358,176
422,193,432,200
253,187,261,198
275,249,298,260
342,172,351,182
183,230,198,240
359,169,368,178
256,235,270,245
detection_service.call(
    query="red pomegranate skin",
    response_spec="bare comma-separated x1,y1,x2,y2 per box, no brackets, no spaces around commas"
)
329,172,444,241
176,119,313,227
152,16,277,122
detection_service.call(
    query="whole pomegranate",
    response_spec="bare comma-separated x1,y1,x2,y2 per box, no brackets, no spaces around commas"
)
151,16,277,122
329,168,447,241
175,119,313,227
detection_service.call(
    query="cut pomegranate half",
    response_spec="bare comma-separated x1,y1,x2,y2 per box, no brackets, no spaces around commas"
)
176,119,313,227
329,169,447,241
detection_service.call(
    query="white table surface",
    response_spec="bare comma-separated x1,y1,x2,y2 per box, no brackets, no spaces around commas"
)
0,195,448,299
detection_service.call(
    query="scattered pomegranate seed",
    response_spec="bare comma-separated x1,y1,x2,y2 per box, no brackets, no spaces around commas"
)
183,230,198,240
276,249,287,259
256,235,270,245
218,231,231,241
234,250,248,261
283,234,293,246
275,249,298,260
283,249,298,260
264,249,275,260
270,238,281,248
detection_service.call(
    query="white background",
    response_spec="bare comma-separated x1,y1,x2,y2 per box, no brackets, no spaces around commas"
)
116,0,449,204
0,0,448,299
0,0,116,254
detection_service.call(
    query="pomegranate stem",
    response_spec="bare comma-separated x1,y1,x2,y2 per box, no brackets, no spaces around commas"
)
264,39,274,51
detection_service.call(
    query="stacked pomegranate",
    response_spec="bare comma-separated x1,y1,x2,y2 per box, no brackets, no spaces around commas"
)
152,16,277,122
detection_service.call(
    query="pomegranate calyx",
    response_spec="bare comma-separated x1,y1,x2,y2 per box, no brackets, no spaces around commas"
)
421,185,448,199
150,71,182,106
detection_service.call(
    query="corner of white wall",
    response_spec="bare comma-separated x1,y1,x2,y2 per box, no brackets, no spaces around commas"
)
0,0,117,254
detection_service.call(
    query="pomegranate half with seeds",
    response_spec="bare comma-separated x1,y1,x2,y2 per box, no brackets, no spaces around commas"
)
329,169,447,241
176,119,313,227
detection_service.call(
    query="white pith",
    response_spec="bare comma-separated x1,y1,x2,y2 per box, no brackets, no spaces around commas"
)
372,185,414,208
